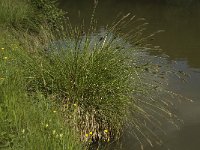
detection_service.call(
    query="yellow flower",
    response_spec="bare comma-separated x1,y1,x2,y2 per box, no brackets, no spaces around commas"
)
45,124,49,127
104,129,108,133
85,134,89,137
1,48,4,50
89,131,93,135
73,104,77,107
3,57,8,60
53,110,57,113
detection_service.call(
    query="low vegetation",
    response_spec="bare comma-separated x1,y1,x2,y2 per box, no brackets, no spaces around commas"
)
0,0,186,149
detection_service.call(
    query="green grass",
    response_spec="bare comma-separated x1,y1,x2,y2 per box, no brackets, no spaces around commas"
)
0,0,30,26
1,24,181,148
0,1,83,148
1,30,132,142
0,0,65,33
0,89,82,150
0,0,187,149
0,41,83,149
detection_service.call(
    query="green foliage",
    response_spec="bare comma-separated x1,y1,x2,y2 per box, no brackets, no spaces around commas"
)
0,41,83,150
0,0,66,33
0,91,82,150
0,0,186,149
29,0,66,30
0,0,30,26
12,37,133,141
1,21,181,147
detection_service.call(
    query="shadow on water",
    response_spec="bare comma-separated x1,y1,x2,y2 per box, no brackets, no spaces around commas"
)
58,0,200,149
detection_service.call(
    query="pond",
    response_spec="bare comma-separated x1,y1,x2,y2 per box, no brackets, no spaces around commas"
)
59,0,200,149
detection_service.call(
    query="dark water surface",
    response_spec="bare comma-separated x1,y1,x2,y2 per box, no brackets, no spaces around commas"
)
59,0,200,149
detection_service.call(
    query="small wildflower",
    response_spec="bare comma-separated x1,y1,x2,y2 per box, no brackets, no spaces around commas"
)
104,129,108,133
73,104,77,107
85,134,89,137
60,133,63,138
3,57,8,60
45,124,49,128
53,130,56,135
1,48,4,50
89,131,93,135
53,110,57,113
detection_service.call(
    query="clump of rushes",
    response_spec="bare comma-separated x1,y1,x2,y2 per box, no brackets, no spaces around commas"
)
7,9,187,149
12,29,133,143
0,0,189,149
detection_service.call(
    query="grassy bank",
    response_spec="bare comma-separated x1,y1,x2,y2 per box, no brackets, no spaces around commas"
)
0,0,82,149
0,0,184,149
0,46,82,150
0,81,82,150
